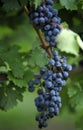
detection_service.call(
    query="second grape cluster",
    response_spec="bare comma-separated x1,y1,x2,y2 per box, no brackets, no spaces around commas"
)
28,50,72,128
29,0,61,47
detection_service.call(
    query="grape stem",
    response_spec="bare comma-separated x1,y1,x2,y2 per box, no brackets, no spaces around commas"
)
22,3,52,57
51,22,63,29
42,0,45,5
33,26,52,57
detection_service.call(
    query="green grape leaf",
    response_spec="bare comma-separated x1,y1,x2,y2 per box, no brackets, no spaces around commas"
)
56,29,80,56
12,23,37,52
67,77,83,111
0,44,25,78
70,92,83,111
20,0,28,5
8,73,27,88
8,70,33,88
59,0,77,10
0,26,13,40
0,83,25,111
77,0,83,10
61,22,69,29
76,34,83,50
67,79,81,98
35,0,41,7
67,56,79,65
0,62,10,73
0,66,9,73
2,0,21,11
28,47,48,67
24,70,34,82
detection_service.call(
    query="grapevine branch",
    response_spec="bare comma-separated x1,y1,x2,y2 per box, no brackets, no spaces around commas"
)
33,26,52,57
23,4,52,57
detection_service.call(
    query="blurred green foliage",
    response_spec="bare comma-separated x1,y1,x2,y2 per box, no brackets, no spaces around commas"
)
0,0,83,130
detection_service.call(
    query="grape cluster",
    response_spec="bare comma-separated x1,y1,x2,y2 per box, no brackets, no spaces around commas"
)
28,49,72,128
28,0,72,128
29,0,61,47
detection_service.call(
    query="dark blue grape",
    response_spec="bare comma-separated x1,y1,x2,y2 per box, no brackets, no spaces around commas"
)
51,35,56,41
62,62,67,69
47,70,53,76
45,100,50,107
36,115,41,121
34,12,39,17
53,28,60,35
55,91,59,96
39,17,45,24
42,72,48,80
52,17,58,23
40,66,47,73
33,18,39,24
28,80,34,87
66,65,72,71
51,9,58,15
51,96,57,102
44,24,51,30
28,86,35,92
50,41,56,47
63,71,69,78
38,6,43,12
45,0,53,5
48,30,52,36
38,89,43,95
49,101,55,106
45,36,50,42
48,76,52,81
52,73,56,79
47,12,53,18
62,80,66,86
52,50,58,56
49,107,55,112
56,61,61,67
56,96,61,102
45,80,53,88
58,102,62,108
56,72,63,78
50,90,55,96
34,78,40,85
54,107,59,115
49,59,55,66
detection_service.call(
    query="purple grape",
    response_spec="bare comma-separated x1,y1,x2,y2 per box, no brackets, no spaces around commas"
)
49,59,55,66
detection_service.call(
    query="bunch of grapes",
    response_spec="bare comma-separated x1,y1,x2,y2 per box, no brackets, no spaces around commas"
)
29,0,61,47
28,50,72,128
28,0,72,128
